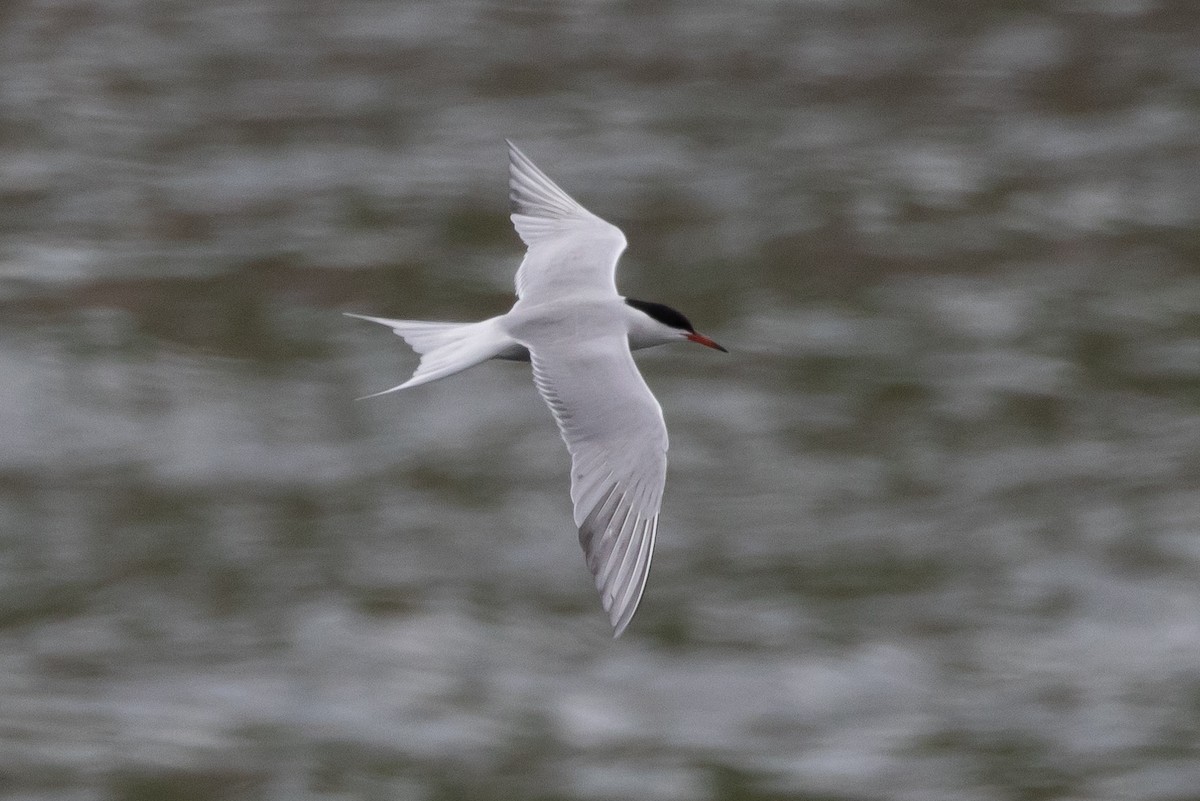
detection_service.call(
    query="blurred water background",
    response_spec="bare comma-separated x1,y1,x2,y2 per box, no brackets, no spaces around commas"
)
3,1,1200,799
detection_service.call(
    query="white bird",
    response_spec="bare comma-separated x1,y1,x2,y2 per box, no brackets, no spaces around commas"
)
347,141,726,636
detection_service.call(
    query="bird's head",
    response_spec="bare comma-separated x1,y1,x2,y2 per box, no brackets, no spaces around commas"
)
624,298,727,352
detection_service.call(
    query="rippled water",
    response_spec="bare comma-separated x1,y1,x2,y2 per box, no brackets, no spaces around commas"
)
3,1,1200,799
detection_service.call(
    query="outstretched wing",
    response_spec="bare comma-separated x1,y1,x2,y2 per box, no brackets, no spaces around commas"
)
527,335,668,636
507,140,627,301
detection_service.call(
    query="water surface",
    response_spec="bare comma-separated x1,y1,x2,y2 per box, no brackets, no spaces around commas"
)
2,1,1200,799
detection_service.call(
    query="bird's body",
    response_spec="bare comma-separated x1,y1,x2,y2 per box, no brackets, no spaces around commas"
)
348,141,725,636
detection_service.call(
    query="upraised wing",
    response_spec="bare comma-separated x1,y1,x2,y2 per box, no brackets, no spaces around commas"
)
527,335,668,636
507,140,628,301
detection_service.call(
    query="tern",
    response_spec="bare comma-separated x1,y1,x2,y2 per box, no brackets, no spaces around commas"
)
347,141,726,636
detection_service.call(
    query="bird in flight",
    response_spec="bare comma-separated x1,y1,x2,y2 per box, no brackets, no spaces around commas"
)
347,141,726,636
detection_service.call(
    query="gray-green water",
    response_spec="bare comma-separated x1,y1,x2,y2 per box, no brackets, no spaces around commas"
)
3,1,1200,799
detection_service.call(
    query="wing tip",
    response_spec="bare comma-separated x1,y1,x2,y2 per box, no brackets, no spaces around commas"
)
607,593,639,638
354,382,409,401
593,514,658,638
505,139,585,217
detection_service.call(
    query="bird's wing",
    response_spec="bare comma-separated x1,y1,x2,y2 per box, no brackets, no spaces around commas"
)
507,140,628,301
527,334,668,636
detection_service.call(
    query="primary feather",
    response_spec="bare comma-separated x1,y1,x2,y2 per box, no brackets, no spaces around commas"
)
506,140,628,301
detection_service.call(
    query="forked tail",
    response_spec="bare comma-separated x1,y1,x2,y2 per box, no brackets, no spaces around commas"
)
345,313,517,397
